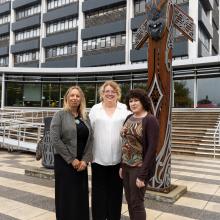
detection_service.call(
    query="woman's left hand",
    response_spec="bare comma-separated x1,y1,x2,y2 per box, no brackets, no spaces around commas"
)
136,178,145,188
77,161,87,171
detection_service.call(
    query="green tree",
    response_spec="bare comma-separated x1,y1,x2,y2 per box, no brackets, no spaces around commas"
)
174,81,193,107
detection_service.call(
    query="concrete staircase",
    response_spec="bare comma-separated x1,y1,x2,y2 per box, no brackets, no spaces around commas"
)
171,110,220,157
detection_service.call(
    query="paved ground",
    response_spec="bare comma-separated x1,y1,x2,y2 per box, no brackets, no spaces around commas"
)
0,149,220,220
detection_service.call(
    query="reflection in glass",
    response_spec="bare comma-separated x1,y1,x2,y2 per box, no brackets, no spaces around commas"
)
79,83,96,108
174,80,194,108
132,81,147,90
197,78,220,108
23,84,41,107
6,82,23,106
61,83,76,107
42,83,60,107
119,82,131,103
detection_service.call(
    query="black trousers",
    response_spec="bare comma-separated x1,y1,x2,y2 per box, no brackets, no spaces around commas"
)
54,154,90,220
91,163,123,220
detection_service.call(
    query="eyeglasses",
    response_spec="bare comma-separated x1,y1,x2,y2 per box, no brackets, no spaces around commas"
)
104,90,116,94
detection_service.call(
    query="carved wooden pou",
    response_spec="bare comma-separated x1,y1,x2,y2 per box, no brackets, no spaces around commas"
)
135,0,194,192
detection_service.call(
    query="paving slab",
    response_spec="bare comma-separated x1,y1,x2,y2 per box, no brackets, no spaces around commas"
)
0,150,220,219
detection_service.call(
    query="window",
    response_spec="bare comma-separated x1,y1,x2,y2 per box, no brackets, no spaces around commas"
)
15,27,40,42
87,40,92,50
116,34,122,45
134,0,145,15
46,17,78,35
47,0,78,10
0,14,10,25
97,38,101,49
92,39,96,49
82,33,126,52
15,51,39,64
111,36,116,47
100,37,106,48
0,56,8,66
197,78,220,108
83,41,88,51
46,43,77,58
16,4,41,20
174,79,194,108
0,0,10,5
0,34,9,41
106,36,111,47
85,4,126,19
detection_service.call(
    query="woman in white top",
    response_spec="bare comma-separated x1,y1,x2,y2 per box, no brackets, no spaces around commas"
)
89,80,130,220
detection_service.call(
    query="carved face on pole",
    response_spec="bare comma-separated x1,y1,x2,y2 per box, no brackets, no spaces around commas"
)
145,0,169,40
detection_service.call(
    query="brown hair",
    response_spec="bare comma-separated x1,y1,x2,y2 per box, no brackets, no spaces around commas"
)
63,86,87,119
125,88,152,113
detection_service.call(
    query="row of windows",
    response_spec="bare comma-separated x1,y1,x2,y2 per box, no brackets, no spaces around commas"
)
0,56,8,66
47,17,77,35
85,5,126,19
15,27,40,42
0,34,9,41
47,0,77,10
0,0,10,5
15,51,39,64
82,33,126,51
16,4,41,20
0,14,10,25
46,43,77,58
134,0,145,15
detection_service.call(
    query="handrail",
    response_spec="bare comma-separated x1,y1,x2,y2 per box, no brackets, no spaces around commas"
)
0,109,56,152
213,119,220,158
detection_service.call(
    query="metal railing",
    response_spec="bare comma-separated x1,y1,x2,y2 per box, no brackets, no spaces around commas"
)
0,109,57,152
214,119,220,158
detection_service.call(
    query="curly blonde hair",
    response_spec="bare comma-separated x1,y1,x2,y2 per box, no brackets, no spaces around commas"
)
99,80,121,101
63,86,87,120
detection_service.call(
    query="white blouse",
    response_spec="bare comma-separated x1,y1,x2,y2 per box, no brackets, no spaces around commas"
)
89,102,130,165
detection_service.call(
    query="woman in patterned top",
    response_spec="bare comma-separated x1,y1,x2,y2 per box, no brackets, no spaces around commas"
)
120,88,159,220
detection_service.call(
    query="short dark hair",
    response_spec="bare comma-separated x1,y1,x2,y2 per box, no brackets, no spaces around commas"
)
125,88,152,113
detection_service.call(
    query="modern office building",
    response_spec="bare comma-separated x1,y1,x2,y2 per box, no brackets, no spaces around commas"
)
0,0,219,109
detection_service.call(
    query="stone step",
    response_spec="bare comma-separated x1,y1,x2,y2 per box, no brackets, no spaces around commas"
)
171,149,220,157
172,112,220,115
172,136,214,142
172,117,220,120
171,111,220,157
172,133,213,139
172,123,216,127
172,140,220,147
173,127,216,131
172,143,220,150
172,118,218,121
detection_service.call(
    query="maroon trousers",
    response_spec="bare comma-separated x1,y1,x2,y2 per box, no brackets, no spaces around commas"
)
122,165,147,220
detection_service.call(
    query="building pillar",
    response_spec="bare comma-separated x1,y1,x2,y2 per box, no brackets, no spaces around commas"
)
188,0,198,59
1,73,5,110
194,74,197,108
39,0,47,67
125,0,133,64
9,0,15,67
77,0,84,68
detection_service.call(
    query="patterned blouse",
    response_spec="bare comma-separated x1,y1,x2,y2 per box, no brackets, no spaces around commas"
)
121,115,144,166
